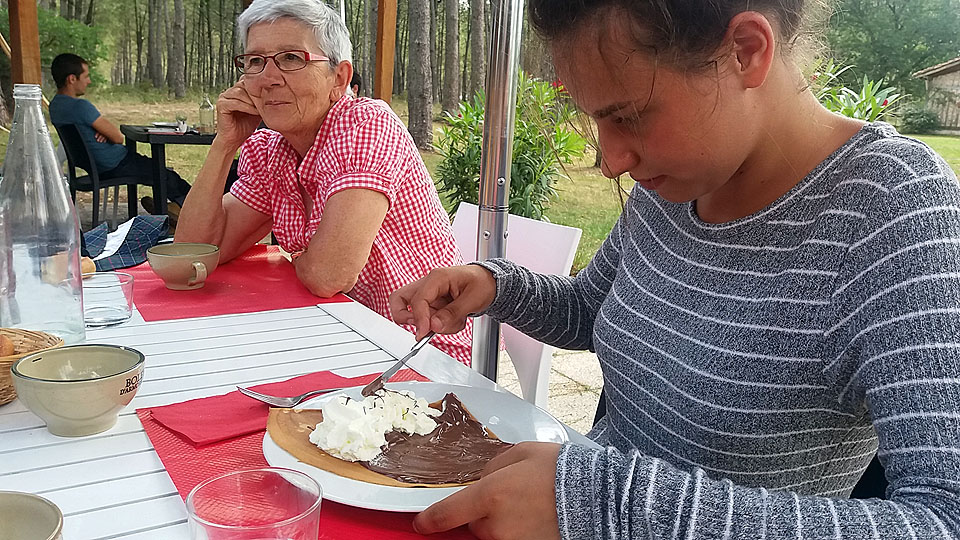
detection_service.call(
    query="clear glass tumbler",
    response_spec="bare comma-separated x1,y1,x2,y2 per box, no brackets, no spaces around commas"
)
186,468,322,540
81,272,134,327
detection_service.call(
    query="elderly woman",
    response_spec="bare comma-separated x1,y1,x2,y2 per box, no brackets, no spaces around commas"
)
176,0,471,364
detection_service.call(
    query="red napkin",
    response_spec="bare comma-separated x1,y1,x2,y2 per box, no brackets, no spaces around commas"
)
137,369,477,539
147,370,428,446
128,244,351,322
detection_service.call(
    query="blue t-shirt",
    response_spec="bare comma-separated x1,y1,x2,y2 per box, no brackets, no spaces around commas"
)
49,94,127,172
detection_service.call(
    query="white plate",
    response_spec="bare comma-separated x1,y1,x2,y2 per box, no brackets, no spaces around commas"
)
262,381,568,512
152,121,178,128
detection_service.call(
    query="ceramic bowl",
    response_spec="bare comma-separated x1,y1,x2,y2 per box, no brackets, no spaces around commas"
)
146,242,220,290
0,491,63,540
11,344,145,437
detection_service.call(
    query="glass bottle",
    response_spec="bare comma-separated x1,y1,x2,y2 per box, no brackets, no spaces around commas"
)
0,84,85,344
198,94,216,134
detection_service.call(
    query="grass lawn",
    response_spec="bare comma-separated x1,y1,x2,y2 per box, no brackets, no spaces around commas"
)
2,89,959,274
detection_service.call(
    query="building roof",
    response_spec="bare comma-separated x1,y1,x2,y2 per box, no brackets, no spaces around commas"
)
913,56,960,79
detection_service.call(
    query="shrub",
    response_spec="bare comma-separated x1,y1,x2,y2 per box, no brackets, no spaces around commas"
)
811,60,903,122
435,72,586,220
899,105,940,134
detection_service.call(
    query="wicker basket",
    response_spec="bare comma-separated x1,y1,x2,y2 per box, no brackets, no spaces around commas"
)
0,328,64,405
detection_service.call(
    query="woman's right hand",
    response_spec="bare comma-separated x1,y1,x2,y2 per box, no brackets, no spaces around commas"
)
390,265,497,339
215,78,261,150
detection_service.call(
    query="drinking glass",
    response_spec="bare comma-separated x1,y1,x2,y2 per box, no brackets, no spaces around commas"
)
81,272,134,327
186,468,322,540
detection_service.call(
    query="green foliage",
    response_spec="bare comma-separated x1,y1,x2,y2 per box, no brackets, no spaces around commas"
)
827,0,960,96
811,60,903,121
899,104,940,134
435,72,586,220
0,7,105,104
0,7,104,67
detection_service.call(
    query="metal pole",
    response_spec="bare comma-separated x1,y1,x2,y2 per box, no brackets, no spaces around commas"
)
471,0,524,381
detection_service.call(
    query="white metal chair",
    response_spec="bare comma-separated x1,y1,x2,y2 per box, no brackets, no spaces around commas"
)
451,202,582,408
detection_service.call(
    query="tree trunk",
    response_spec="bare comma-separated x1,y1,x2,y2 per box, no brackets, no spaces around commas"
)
218,0,226,87
164,0,173,88
365,0,377,96
60,0,69,19
147,0,164,88
441,0,460,114
134,0,145,84
429,0,439,103
84,0,95,25
0,78,8,126
71,0,82,21
468,0,485,99
171,0,186,97
407,0,432,149
205,0,214,90
394,7,407,94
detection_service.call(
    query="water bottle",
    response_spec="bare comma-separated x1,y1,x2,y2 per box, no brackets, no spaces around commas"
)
0,84,85,344
198,94,216,134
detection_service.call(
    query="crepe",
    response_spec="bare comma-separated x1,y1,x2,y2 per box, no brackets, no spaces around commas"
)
265,394,510,488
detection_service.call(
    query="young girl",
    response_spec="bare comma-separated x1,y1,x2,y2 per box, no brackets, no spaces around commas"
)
393,1,960,538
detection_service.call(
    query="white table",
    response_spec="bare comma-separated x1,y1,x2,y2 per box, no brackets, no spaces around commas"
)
0,302,594,539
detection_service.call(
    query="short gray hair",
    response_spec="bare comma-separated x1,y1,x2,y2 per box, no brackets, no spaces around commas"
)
238,0,352,65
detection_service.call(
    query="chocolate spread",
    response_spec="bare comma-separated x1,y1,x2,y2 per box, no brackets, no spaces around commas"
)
362,393,513,484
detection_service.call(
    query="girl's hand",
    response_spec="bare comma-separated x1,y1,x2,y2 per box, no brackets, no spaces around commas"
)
389,265,497,340
413,442,562,539
215,78,261,150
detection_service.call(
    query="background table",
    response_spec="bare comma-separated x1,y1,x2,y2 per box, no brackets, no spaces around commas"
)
120,125,215,214
0,302,595,539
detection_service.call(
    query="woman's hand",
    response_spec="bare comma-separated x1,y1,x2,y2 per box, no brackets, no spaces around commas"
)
389,265,497,340
413,442,562,539
215,78,261,150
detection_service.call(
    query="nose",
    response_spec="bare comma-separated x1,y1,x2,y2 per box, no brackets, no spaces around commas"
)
597,124,640,178
257,58,285,86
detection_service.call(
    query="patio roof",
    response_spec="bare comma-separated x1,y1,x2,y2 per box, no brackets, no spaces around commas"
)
6,0,398,103
913,56,960,79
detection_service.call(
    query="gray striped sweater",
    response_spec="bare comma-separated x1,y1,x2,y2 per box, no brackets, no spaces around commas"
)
479,123,960,539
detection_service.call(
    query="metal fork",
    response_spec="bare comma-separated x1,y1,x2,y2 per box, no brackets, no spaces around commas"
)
236,385,343,408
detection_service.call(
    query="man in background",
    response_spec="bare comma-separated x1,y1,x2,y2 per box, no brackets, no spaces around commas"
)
349,71,362,97
49,53,191,227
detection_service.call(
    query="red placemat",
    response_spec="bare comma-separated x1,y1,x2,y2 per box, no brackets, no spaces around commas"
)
137,370,476,539
128,244,351,322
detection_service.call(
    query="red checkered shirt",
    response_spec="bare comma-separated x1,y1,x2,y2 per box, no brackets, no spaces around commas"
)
230,96,473,365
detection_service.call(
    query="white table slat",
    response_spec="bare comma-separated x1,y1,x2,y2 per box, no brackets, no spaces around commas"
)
63,494,187,540
0,414,146,453
0,431,154,475
138,348,393,396
47,470,177,517
112,521,190,539
129,359,400,411
143,339,381,382
3,449,165,494
85,306,325,335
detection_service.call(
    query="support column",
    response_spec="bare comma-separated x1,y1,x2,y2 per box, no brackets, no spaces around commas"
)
9,0,42,85
471,0,524,381
374,0,397,104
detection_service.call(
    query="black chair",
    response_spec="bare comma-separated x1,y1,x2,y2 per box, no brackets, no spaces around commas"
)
55,124,144,229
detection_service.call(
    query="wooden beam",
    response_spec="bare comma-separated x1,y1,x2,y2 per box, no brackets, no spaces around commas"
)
374,0,397,104
9,0,42,85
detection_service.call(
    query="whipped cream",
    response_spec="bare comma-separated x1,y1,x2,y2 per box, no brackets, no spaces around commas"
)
308,389,440,462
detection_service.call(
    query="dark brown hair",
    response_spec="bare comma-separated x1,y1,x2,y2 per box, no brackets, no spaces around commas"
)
51,53,87,89
529,0,827,69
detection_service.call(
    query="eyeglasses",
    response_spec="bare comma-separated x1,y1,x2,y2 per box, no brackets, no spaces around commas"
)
233,50,330,74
